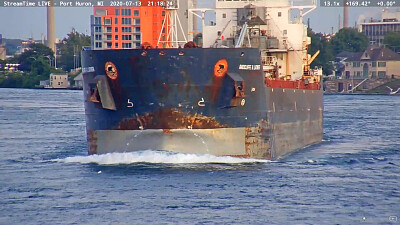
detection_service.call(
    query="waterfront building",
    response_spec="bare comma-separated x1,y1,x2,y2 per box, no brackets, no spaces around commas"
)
73,73,83,89
49,73,69,88
90,6,166,49
343,47,400,80
325,47,400,93
359,9,400,47
39,80,50,87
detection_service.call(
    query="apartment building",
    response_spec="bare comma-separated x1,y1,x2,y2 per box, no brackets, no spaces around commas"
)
91,6,166,49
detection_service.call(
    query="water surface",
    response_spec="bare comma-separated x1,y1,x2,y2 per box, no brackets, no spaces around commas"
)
0,88,399,224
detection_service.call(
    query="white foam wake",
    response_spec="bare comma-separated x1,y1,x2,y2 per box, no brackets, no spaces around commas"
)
57,151,269,165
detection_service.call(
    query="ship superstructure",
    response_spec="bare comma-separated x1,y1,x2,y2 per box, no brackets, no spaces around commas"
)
81,0,323,160
189,0,321,80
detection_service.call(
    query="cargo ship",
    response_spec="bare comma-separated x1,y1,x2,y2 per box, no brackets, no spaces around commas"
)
81,0,323,160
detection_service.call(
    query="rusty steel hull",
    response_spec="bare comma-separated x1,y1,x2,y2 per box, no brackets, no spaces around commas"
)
81,48,323,160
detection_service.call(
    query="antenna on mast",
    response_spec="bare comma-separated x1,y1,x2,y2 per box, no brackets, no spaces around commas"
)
157,0,187,48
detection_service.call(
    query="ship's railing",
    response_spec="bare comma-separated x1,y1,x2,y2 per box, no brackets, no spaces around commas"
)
265,78,321,90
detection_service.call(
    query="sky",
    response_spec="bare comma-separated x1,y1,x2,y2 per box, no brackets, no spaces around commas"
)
0,0,396,40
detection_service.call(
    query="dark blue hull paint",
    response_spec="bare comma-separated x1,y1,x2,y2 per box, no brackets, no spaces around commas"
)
81,48,323,159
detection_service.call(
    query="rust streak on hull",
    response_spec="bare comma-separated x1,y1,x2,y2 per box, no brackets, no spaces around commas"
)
87,130,98,155
117,108,228,130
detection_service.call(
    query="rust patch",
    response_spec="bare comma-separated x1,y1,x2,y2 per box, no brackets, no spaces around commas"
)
88,86,100,103
230,154,252,158
87,130,98,155
117,108,228,130
244,120,271,159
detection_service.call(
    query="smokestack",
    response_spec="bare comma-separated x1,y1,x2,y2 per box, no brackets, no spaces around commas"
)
47,0,56,54
343,1,349,28
41,33,45,45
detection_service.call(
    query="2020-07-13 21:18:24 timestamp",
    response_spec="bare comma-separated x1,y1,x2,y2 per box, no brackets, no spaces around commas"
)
134,1,176,7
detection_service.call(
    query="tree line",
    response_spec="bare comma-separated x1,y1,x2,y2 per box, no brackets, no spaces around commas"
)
308,27,400,75
0,31,90,88
1,28,400,88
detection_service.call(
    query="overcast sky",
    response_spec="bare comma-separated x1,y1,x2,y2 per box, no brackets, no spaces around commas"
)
0,0,395,40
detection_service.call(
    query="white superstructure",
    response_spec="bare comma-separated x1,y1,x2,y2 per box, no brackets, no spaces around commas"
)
187,0,317,80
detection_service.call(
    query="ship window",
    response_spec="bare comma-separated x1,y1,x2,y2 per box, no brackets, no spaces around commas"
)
134,10,139,16
107,42,112,48
278,12,282,17
115,43,118,48
115,27,118,32
162,11,165,17
115,35,118,40
378,71,386,78
222,13,226,18
107,35,112,40
135,27,140,33
106,27,112,32
371,71,376,78
136,35,141,40
283,30,287,35
372,61,376,67
135,19,140,25
104,18,111,25
95,26,101,32
115,9,120,16
95,34,102,40
115,18,118,25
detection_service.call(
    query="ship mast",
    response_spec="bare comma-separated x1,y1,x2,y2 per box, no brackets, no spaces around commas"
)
157,0,187,48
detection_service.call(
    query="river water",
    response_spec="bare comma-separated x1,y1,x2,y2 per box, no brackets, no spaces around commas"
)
0,88,399,224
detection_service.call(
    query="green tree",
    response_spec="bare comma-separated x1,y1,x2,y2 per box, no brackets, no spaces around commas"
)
330,28,368,56
307,28,334,75
0,72,24,88
0,43,56,88
383,31,400,53
17,43,54,73
30,57,51,77
57,30,90,71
